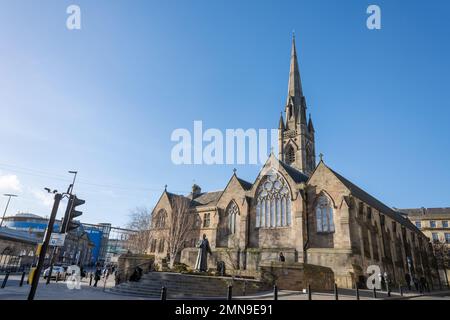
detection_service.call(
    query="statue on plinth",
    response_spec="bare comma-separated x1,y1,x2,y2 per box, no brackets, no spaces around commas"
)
195,234,212,272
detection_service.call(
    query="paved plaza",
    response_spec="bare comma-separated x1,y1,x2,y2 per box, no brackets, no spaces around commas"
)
1,273,449,300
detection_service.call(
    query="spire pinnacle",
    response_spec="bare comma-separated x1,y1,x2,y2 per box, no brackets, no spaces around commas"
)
287,34,303,105
278,112,285,130
308,113,315,132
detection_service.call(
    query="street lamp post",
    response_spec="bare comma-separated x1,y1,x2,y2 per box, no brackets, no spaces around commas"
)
0,194,18,228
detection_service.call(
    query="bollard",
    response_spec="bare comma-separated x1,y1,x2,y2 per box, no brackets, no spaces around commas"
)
273,285,278,300
1,272,10,289
46,265,54,285
399,285,403,296
56,272,60,283
356,286,360,300
19,272,26,287
373,287,377,299
387,287,391,297
308,284,312,300
46,271,52,285
227,285,233,301
160,286,167,301
89,273,93,286
334,283,338,300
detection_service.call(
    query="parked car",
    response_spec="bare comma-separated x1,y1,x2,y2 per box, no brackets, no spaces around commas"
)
43,266,66,279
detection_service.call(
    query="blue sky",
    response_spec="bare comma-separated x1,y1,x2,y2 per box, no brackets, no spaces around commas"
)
0,0,449,227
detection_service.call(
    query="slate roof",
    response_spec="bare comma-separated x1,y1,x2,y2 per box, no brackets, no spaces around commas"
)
279,160,309,184
326,166,421,233
236,177,253,191
190,191,223,207
166,190,223,209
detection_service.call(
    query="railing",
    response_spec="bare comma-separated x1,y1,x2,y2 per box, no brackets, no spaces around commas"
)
0,254,33,274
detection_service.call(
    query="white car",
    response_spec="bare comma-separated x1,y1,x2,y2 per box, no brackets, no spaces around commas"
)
43,266,66,279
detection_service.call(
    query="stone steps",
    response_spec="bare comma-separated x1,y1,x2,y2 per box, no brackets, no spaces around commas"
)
108,272,268,298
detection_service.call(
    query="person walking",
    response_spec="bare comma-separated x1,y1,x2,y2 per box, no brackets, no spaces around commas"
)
93,266,102,287
405,273,412,291
413,277,419,292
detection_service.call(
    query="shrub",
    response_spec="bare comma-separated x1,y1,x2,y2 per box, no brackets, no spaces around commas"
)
172,263,189,273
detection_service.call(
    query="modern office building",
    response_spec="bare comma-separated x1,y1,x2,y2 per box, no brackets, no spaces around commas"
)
3,213,94,266
2,213,137,267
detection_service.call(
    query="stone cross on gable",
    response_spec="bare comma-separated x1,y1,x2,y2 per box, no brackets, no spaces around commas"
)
319,153,324,162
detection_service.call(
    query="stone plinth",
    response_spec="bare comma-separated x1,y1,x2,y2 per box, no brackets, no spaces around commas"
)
259,261,334,291
117,253,154,283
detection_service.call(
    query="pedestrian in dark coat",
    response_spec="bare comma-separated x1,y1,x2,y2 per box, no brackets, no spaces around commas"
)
94,267,102,287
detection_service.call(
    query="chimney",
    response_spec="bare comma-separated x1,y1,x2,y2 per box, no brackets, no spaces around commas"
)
192,184,202,198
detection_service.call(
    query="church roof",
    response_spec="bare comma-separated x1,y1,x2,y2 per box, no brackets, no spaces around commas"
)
236,177,253,191
279,160,309,183
190,191,223,208
164,189,223,210
326,166,420,233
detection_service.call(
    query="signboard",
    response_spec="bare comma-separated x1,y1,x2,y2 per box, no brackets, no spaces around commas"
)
50,233,66,247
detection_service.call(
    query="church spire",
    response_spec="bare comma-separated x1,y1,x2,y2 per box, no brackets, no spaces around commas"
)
287,34,303,105
279,34,315,177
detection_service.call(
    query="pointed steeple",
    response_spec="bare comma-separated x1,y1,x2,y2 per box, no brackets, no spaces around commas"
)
287,34,303,105
308,114,315,132
279,34,316,177
278,112,285,130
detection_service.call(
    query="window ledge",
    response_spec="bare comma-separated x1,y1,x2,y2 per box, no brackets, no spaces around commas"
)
316,231,335,235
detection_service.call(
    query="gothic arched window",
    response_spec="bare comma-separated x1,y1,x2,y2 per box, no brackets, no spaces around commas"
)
315,194,335,233
256,172,291,228
285,145,295,165
153,209,167,229
226,201,239,234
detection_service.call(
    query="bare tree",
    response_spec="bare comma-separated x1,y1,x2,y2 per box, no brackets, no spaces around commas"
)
166,196,193,269
126,206,152,254
433,241,450,287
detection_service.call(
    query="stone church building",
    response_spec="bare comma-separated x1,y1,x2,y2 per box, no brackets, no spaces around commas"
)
148,37,439,289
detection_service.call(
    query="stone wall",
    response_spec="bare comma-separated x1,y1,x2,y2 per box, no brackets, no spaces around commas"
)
117,253,154,283
260,261,335,291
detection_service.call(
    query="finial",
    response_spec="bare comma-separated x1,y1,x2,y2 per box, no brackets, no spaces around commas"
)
319,153,324,162
270,146,274,154
164,184,167,191
233,168,237,174
292,29,295,39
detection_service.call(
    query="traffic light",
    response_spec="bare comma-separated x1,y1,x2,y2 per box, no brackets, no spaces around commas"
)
61,194,85,233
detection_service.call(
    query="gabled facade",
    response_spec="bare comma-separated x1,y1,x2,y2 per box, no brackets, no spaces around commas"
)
147,36,439,288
